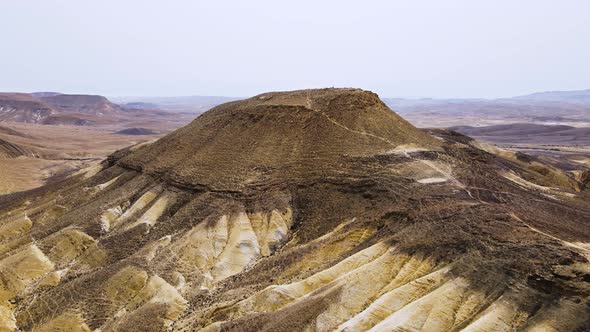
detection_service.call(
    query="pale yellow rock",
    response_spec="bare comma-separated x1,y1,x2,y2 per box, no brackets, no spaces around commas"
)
453,291,489,326
32,311,91,332
95,175,121,190
124,191,175,231
170,215,229,278
461,295,528,332
367,278,470,332
38,271,61,286
524,298,590,332
135,235,172,262
248,209,293,256
99,206,123,233
162,209,290,290
235,242,389,315
471,141,516,159
0,214,32,243
0,302,16,332
171,271,186,290
0,244,54,330
0,244,54,301
338,268,450,331
280,227,376,280
379,254,437,293
74,162,102,179
210,212,261,283
41,229,99,266
104,266,149,304
110,185,162,229
199,321,223,332
314,248,416,331
503,171,552,192
102,275,188,331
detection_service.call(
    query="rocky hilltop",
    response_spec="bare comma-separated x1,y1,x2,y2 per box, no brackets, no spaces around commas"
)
0,88,589,331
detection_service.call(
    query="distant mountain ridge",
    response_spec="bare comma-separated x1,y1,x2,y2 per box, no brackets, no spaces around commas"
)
511,89,590,103
111,95,241,113
40,94,121,115
0,92,172,126
383,89,590,128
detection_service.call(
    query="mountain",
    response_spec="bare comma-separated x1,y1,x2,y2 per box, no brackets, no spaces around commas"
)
0,92,117,125
0,93,56,123
0,92,188,127
384,90,590,128
39,94,122,116
0,88,589,331
114,127,160,135
450,123,590,145
112,95,241,113
30,92,62,98
512,89,590,104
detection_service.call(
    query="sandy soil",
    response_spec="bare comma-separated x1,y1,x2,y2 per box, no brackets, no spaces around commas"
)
0,122,169,194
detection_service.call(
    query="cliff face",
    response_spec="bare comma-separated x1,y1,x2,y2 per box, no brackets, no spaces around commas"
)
0,89,589,331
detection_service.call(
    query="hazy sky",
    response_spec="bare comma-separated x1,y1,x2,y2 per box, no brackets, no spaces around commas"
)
1,0,589,98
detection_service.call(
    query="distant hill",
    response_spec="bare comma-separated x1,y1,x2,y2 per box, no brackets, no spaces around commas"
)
512,89,590,103
122,102,160,109
114,127,159,135
384,89,590,128
450,123,590,145
111,95,241,113
0,93,56,123
0,92,171,126
40,94,121,115
31,92,62,98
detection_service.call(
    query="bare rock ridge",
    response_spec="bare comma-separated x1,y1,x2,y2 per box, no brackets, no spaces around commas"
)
0,88,589,331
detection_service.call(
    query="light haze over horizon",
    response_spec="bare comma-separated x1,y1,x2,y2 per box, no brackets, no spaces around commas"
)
1,0,589,99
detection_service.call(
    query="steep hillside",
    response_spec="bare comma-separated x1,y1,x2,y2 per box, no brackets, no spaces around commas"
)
0,89,589,331
119,88,439,190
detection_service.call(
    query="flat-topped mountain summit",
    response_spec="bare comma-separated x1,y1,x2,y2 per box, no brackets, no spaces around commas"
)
118,88,440,190
39,94,121,115
0,88,589,331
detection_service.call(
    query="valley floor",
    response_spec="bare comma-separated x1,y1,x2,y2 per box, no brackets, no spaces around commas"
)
0,122,169,194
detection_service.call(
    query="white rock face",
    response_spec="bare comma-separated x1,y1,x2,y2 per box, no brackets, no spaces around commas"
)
211,212,261,282
95,175,121,190
126,191,175,230
157,209,293,290
417,177,448,184
113,185,162,229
